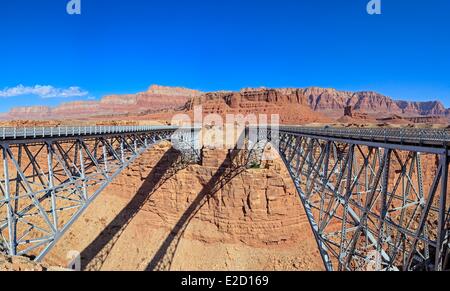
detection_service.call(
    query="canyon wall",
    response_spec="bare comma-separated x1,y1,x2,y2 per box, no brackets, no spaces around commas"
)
45,142,324,271
187,87,449,120
3,85,448,123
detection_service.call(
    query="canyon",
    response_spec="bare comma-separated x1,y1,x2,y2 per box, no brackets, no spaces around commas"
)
0,125,447,271
0,85,448,272
2,85,449,125
43,142,324,271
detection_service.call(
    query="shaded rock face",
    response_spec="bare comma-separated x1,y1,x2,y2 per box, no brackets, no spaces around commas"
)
349,91,402,114
108,145,316,249
344,106,353,117
396,100,448,116
142,148,310,247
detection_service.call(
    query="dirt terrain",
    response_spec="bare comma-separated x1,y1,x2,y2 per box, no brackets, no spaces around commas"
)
0,253,66,271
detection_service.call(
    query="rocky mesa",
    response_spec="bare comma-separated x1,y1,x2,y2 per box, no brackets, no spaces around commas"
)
2,85,448,123
2,85,203,120
187,87,449,120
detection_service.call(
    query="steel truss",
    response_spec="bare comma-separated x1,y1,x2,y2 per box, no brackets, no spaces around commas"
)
253,127,449,271
1,124,448,271
0,126,199,261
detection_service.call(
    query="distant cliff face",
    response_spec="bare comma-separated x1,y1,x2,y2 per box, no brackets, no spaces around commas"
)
146,84,202,98
395,100,448,116
4,85,203,120
187,88,332,124
188,87,449,119
2,85,448,121
8,106,53,120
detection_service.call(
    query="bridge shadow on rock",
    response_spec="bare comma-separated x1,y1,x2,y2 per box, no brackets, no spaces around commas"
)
80,146,189,271
145,147,250,271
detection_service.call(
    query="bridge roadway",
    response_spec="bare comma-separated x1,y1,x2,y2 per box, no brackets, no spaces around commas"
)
0,125,180,141
0,125,448,271
1,125,449,156
278,126,450,155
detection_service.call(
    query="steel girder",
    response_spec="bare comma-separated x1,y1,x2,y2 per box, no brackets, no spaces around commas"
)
0,126,199,261
254,128,449,271
1,124,448,271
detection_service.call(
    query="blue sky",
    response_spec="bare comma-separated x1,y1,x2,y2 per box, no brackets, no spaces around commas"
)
0,0,449,112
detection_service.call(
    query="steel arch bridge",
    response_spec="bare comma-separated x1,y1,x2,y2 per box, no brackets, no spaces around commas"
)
252,126,450,271
0,125,449,271
0,126,200,261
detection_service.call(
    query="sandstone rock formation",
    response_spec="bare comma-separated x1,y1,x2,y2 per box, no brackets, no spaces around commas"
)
8,106,53,119
45,142,324,271
187,87,449,120
3,85,203,120
186,88,332,124
396,100,448,116
2,85,448,123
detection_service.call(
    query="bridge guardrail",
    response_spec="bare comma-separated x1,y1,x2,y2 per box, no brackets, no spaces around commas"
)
2,124,449,146
278,126,450,146
0,125,182,140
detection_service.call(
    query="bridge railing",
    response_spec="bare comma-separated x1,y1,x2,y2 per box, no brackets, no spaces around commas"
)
279,126,450,146
0,125,180,140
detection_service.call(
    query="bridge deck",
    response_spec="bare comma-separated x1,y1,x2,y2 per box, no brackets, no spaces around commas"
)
0,124,448,270
0,126,180,142
278,126,450,154
2,125,448,152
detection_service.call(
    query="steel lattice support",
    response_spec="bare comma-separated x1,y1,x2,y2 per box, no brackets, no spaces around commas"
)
252,127,449,271
1,124,448,271
0,126,199,261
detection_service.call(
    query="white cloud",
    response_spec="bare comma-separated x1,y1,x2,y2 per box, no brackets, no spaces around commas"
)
0,84,89,99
